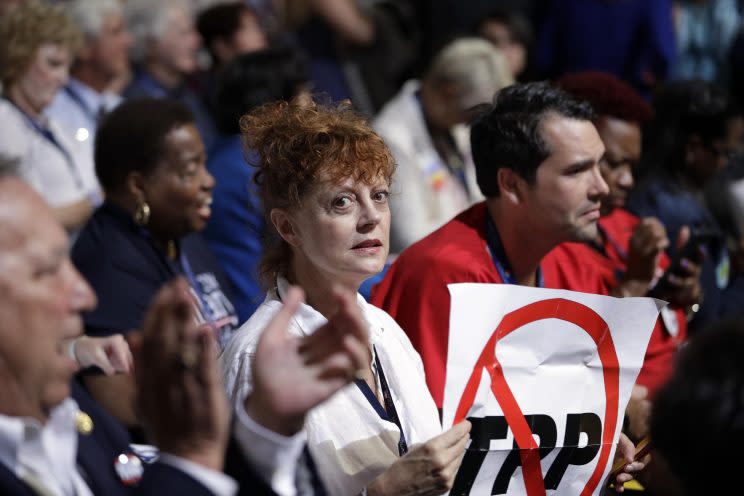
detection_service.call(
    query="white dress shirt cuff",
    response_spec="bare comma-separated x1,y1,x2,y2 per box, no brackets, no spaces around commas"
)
233,398,306,496
158,453,238,496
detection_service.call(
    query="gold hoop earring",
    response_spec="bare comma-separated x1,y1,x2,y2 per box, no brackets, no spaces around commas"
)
133,201,150,226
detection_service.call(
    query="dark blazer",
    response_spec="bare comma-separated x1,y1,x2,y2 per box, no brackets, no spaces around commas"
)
0,382,223,495
0,381,139,496
0,381,321,495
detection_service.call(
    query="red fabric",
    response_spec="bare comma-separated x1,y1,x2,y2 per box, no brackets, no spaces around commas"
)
372,202,610,408
563,208,687,396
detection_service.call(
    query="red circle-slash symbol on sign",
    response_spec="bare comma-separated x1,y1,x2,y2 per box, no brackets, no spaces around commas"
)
453,298,619,496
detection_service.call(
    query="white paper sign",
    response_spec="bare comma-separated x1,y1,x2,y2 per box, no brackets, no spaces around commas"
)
442,284,663,496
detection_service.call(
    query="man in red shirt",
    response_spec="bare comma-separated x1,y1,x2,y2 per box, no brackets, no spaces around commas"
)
373,82,612,409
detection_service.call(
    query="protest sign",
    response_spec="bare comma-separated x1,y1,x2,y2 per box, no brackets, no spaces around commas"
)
442,284,662,495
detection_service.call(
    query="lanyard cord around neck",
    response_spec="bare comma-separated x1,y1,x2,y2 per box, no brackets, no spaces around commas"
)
353,346,409,456
485,214,543,287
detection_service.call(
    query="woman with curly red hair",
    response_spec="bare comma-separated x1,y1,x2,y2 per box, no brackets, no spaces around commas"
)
221,99,471,496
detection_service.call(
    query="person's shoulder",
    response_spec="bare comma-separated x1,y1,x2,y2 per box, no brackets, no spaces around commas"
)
0,100,30,154
396,203,488,271
364,302,402,333
221,297,283,360
373,204,495,307
543,242,609,294
73,205,131,256
365,301,423,354
607,208,639,226
600,208,639,240
0,99,26,126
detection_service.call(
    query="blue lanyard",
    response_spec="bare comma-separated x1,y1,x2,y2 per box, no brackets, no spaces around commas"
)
274,284,409,456
485,214,543,287
179,249,216,326
354,346,408,456
4,97,84,189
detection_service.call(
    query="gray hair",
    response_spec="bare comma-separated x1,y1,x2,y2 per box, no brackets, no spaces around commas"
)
65,0,122,39
125,0,192,63
426,37,514,109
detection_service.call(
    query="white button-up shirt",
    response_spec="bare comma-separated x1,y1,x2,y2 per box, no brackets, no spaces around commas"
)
0,398,93,496
221,277,443,496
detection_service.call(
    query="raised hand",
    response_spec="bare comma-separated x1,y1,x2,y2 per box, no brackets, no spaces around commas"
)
245,285,371,436
658,226,703,307
625,217,669,287
133,278,229,471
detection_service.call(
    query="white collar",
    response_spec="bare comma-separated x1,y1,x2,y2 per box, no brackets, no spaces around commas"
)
66,78,121,113
0,398,79,479
275,276,384,342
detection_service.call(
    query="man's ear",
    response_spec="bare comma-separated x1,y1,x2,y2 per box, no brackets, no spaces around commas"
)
497,167,526,204
270,208,301,247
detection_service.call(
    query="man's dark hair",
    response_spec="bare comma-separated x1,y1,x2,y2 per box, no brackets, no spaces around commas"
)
95,98,195,193
213,46,308,135
470,81,595,197
196,2,255,61
651,319,744,494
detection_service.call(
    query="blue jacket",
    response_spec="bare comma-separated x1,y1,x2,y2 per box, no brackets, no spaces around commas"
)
203,136,266,322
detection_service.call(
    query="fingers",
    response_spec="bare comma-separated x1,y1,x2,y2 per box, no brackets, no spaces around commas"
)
432,420,472,450
299,287,370,374
676,225,691,250
137,279,196,406
259,286,304,349
415,422,472,494
617,432,635,464
633,218,669,255
329,285,369,344
631,384,648,400
105,334,133,374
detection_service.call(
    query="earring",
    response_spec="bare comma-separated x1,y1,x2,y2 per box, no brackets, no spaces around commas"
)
133,201,150,226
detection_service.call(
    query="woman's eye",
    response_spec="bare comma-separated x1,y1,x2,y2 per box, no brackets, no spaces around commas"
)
373,190,390,202
333,196,352,208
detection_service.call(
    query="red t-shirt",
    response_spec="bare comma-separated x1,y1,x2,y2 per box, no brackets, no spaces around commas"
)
562,208,687,396
372,202,608,408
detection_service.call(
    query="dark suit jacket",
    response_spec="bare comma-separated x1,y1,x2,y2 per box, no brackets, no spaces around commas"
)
0,381,320,495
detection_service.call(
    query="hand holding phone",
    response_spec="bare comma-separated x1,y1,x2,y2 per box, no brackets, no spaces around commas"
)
648,226,716,305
